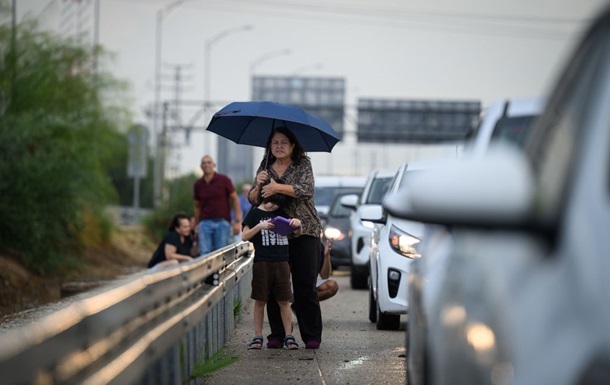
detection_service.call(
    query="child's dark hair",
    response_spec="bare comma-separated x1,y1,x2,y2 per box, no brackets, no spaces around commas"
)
262,179,292,208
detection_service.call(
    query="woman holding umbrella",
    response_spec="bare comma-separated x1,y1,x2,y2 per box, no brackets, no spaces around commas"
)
248,126,323,349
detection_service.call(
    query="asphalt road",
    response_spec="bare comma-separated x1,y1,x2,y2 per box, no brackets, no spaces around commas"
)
199,270,407,385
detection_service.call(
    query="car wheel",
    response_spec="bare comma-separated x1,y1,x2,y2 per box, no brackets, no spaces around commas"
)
376,302,401,330
368,278,377,323
350,265,368,290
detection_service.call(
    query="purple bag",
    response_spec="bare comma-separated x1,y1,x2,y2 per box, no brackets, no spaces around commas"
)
269,216,300,236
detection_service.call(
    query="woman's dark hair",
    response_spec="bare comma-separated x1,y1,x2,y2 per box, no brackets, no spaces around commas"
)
261,126,307,168
169,213,190,231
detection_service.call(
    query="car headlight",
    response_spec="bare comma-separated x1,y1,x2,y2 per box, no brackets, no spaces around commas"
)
324,226,344,240
388,225,421,259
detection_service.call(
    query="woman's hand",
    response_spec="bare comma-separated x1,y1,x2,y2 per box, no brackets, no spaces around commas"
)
289,218,301,228
255,170,269,186
324,239,334,255
261,178,278,198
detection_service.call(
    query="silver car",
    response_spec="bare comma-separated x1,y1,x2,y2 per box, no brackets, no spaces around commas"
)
385,6,610,385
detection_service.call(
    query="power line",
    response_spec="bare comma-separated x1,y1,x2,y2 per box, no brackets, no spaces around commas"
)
108,0,589,40
226,0,590,24
181,0,584,40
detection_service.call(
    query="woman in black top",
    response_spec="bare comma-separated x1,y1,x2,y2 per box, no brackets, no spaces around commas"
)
147,213,196,269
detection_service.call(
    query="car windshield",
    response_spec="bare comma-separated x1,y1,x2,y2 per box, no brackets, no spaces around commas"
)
398,170,423,190
490,115,538,149
314,187,338,207
365,177,393,204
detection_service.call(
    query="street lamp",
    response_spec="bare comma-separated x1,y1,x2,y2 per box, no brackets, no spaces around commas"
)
203,24,254,110
153,0,195,207
291,62,324,76
202,24,253,154
249,48,292,76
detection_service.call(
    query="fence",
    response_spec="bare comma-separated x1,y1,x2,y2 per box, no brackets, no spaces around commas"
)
0,241,254,385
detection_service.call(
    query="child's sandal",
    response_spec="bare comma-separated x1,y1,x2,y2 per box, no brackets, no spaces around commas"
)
283,335,299,350
248,336,263,350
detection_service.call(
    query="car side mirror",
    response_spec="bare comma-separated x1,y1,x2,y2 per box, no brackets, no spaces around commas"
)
384,144,534,227
340,194,359,210
359,204,385,224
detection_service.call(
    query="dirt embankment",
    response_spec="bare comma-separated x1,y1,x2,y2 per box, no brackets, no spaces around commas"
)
0,225,156,320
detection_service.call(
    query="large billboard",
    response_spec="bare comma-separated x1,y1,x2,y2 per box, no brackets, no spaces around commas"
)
357,98,480,143
251,76,345,136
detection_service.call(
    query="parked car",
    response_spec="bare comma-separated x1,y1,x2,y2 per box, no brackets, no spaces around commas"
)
398,96,545,385
364,160,444,330
385,5,610,385
314,175,367,216
464,96,544,158
319,188,364,268
340,169,396,289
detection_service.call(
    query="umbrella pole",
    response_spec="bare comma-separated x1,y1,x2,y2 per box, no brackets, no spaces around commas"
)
264,151,269,170
265,119,277,170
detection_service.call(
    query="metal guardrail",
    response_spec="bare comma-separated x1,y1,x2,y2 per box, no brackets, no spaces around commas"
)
0,241,254,385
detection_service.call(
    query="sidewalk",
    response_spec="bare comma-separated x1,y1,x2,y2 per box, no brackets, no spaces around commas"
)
198,272,407,385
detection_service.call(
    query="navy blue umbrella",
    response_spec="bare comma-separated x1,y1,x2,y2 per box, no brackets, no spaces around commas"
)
206,101,341,152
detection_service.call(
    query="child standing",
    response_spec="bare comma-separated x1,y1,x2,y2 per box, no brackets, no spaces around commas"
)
242,192,302,350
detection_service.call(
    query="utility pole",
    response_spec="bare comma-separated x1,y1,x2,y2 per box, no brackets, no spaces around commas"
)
159,102,169,202
154,62,197,199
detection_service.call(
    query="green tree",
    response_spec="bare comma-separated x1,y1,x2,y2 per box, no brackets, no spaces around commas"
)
0,6,132,273
142,173,199,242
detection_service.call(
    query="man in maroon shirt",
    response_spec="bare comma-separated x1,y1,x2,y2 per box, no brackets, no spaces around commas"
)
193,155,242,255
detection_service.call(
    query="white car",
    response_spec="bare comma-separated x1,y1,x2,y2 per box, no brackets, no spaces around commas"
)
340,169,396,289
400,96,544,385
364,160,442,330
385,5,610,384
464,97,544,158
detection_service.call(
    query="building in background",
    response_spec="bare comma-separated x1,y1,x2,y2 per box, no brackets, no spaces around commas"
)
251,76,345,136
216,75,346,183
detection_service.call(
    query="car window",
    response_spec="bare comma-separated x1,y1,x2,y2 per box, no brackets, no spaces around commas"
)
526,19,609,224
330,193,360,217
365,177,393,204
314,187,338,207
490,115,538,149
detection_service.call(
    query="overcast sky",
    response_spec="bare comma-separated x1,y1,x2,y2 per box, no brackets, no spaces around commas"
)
17,0,609,176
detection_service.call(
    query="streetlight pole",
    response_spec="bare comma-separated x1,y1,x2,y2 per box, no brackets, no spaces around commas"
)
291,63,324,76
249,48,292,77
202,24,253,155
250,49,292,98
152,0,194,207
248,48,291,177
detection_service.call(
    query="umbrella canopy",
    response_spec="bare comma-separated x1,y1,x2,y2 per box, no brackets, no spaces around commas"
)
206,101,341,152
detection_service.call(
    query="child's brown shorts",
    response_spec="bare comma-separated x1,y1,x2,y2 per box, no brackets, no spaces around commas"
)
251,261,292,302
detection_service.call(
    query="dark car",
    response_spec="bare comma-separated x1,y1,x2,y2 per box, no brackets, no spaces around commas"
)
319,188,363,268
